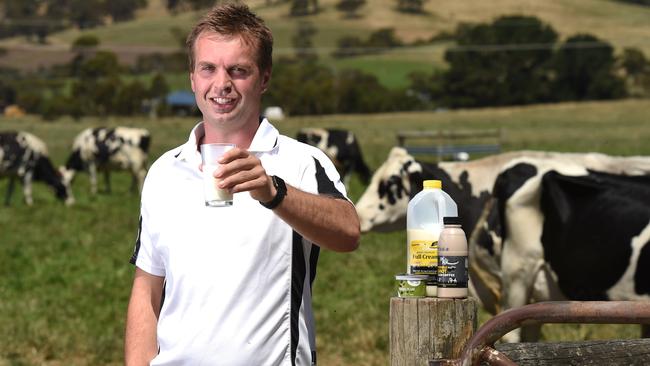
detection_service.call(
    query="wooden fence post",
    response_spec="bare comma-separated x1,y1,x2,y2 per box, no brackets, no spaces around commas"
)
390,297,477,366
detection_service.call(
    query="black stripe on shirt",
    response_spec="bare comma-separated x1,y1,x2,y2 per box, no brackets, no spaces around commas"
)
313,157,345,199
290,231,306,366
129,215,143,265
290,156,341,363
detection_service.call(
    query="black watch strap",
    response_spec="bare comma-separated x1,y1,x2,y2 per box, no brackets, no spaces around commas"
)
260,175,287,209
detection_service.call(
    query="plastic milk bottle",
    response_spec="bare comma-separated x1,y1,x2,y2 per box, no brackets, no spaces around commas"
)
437,216,469,298
406,180,457,297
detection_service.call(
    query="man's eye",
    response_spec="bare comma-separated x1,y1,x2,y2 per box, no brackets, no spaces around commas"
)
200,65,214,72
231,67,247,76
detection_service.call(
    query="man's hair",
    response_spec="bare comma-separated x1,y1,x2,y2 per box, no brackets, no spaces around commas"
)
186,2,273,73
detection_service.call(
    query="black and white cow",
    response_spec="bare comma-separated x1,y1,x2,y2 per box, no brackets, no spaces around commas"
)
0,131,73,206
355,147,549,313
355,147,545,234
60,127,151,195
472,155,650,342
356,147,650,337
296,128,371,186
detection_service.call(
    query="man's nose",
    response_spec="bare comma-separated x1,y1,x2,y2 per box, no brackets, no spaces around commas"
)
214,69,232,94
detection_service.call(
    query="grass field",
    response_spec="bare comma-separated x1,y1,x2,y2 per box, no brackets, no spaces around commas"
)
1,99,649,365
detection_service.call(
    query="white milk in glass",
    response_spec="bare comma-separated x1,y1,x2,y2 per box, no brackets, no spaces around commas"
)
202,164,233,206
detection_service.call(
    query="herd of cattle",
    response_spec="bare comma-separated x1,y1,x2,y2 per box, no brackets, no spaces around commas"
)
2,126,649,341
0,127,150,206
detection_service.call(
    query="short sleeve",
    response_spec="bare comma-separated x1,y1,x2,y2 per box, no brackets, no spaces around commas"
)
129,180,165,277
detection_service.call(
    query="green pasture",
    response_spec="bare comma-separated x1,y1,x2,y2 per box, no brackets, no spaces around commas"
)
1,99,650,365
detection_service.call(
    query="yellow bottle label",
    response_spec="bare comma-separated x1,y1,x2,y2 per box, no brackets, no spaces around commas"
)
409,239,438,274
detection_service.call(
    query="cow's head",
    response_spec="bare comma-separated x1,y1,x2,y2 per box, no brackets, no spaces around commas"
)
356,147,422,232
58,166,76,187
32,157,75,206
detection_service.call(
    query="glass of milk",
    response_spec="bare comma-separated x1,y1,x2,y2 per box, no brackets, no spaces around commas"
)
200,143,235,207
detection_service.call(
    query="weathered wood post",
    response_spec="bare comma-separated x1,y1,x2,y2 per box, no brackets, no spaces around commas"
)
390,297,477,366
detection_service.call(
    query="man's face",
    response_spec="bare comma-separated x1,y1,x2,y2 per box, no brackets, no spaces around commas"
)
190,32,270,131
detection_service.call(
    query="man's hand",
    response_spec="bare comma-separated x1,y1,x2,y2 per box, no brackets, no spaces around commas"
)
214,147,276,203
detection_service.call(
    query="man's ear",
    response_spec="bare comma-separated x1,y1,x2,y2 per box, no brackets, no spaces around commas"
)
190,72,196,92
261,69,271,93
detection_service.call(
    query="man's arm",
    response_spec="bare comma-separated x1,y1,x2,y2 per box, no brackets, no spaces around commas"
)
125,268,165,366
216,148,360,252
272,184,359,252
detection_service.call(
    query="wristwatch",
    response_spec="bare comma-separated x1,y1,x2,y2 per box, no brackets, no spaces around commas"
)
260,175,287,209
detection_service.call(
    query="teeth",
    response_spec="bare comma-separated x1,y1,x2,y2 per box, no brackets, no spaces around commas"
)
212,97,233,104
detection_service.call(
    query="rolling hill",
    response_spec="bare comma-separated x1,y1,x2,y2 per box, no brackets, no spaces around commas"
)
0,0,649,88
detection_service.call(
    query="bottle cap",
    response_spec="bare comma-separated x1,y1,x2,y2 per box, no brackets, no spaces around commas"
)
443,216,462,225
423,180,441,189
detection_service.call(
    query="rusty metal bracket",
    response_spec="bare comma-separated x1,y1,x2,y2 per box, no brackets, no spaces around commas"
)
431,300,650,366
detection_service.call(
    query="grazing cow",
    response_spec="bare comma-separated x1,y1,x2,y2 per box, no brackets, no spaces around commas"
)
296,128,371,186
0,131,73,206
474,155,650,342
60,127,151,195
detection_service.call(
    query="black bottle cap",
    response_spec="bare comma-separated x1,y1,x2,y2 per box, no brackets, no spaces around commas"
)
443,216,462,225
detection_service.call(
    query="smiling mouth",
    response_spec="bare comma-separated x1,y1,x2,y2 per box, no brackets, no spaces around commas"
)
209,97,237,107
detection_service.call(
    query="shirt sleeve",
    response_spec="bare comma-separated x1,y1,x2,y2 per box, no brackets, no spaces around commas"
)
300,146,348,200
129,178,165,277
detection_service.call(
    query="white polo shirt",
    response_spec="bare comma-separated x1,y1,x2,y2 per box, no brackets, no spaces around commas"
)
131,119,347,366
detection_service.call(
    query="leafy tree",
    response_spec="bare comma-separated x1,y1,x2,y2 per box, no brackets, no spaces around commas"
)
67,0,105,29
79,51,121,79
266,61,337,115
336,69,389,113
366,28,402,49
167,0,216,12
292,21,318,62
114,80,148,115
105,0,147,22
332,28,403,58
442,15,558,107
72,34,100,48
618,49,650,97
290,0,318,16
551,34,625,100
613,0,650,5
0,80,17,110
336,0,365,18
332,36,365,58
1,0,53,42
149,73,170,99
619,48,649,75
396,0,426,13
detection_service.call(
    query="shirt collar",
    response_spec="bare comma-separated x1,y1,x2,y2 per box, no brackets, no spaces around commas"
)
176,118,279,163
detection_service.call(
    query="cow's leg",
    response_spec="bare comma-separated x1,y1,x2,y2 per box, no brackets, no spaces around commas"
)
134,169,146,194
104,170,111,194
5,176,16,206
89,163,98,195
642,324,650,338
22,171,33,206
499,243,544,343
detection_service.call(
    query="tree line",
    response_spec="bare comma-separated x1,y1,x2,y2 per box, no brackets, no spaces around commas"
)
1,14,649,119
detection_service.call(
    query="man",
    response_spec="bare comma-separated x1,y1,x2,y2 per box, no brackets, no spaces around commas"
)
124,3,360,365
